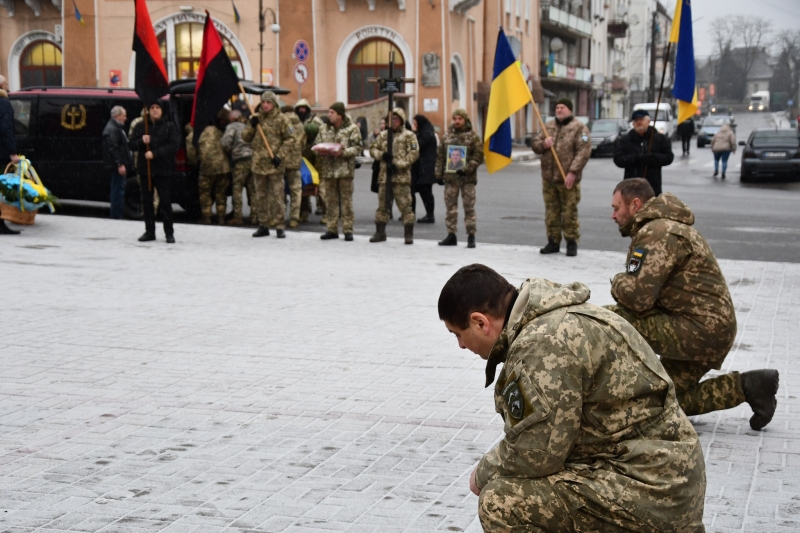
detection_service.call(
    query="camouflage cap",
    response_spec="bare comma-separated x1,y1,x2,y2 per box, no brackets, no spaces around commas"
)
391,107,407,124
294,98,311,111
261,90,278,104
452,108,470,121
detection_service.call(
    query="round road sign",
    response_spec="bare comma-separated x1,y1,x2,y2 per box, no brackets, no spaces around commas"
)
294,63,309,85
294,40,310,62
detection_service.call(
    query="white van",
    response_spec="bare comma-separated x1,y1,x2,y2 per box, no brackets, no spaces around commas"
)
630,103,674,138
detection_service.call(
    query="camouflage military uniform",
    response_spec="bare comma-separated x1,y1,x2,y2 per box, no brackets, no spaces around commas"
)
531,115,591,243
296,100,326,220
242,92,294,230
435,109,484,236
282,110,306,225
221,118,258,224
187,125,231,221
369,108,419,226
314,114,363,234
479,278,706,532
608,193,743,416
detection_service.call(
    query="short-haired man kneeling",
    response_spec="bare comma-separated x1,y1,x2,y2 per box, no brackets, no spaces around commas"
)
439,264,707,532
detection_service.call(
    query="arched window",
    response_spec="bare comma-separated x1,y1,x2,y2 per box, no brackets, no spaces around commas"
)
158,23,243,80
20,41,62,88
451,63,460,101
348,39,405,104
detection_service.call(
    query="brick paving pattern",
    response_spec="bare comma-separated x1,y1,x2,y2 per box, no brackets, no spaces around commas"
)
1,216,797,532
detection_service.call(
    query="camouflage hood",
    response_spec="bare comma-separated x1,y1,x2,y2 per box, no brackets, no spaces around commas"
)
631,193,694,235
485,278,591,387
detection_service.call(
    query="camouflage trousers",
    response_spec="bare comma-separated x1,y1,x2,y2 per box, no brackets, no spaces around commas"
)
323,177,355,233
444,182,476,235
285,169,302,224
254,173,286,230
199,173,230,219
375,182,415,226
607,304,746,416
317,178,327,214
232,159,257,223
479,476,653,533
542,179,580,242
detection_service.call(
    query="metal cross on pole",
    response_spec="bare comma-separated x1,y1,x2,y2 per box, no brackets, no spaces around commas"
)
367,51,415,214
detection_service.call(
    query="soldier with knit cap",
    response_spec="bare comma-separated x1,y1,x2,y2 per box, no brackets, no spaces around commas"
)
280,105,306,228
314,102,363,241
243,90,295,239
531,97,591,257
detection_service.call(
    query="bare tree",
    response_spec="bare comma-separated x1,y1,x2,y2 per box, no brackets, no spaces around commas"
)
774,30,800,115
709,16,734,57
732,15,773,82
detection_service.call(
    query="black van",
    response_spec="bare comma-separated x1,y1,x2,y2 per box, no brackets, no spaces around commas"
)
9,81,289,218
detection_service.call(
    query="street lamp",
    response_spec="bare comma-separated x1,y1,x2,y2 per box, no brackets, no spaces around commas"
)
258,0,280,84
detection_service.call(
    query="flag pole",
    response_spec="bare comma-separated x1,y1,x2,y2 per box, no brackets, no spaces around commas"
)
237,82,275,159
643,40,673,179
528,92,567,182
142,106,152,192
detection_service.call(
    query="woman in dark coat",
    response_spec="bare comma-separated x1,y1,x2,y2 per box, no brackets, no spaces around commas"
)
411,114,437,223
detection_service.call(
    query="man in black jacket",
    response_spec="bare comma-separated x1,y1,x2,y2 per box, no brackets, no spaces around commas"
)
129,101,180,243
677,117,695,156
0,74,21,235
102,106,133,220
613,109,674,195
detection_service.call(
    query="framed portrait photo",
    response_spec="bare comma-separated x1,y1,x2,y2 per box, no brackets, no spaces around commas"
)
445,145,467,173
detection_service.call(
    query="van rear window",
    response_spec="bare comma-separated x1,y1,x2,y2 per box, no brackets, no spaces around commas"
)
10,99,32,135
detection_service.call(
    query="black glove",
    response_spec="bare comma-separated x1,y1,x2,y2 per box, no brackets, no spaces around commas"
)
354,160,362,169
249,115,260,128
456,169,467,177
436,178,445,186
381,152,392,163
271,156,282,167
388,163,398,174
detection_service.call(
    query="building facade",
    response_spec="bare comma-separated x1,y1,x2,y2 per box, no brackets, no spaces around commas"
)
588,0,630,119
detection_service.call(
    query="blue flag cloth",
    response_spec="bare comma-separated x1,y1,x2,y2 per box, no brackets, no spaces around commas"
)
670,0,697,123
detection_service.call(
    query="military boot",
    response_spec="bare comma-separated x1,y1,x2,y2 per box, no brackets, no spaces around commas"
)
252,226,270,238
404,224,414,245
138,232,156,242
438,233,457,246
566,240,578,256
741,369,780,430
288,219,299,228
467,235,476,248
320,231,339,240
199,216,212,225
228,217,244,226
540,240,560,254
276,229,286,239
369,223,387,243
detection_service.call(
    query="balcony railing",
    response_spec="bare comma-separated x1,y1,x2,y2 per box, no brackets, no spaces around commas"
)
541,6,592,38
607,20,629,38
541,59,592,83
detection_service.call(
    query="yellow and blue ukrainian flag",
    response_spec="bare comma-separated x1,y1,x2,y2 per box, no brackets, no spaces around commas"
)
484,29,531,174
72,0,85,25
671,0,697,123
232,1,241,23
300,157,319,187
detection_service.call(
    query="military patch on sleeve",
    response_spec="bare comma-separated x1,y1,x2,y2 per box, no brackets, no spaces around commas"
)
501,379,527,420
288,126,295,134
581,133,588,143
627,248,647,275
411,142,418,150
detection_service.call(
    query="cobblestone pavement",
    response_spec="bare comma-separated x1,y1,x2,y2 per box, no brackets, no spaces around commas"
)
1,216,797,532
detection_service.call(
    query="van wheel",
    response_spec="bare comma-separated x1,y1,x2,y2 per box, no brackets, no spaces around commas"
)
124,177,143,220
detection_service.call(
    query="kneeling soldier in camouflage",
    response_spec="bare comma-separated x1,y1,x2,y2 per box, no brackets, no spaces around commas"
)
609,178,779,430
439,264,707,532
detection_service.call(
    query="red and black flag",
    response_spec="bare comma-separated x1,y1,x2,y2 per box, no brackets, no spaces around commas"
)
191,11,241,145
132,0,169,106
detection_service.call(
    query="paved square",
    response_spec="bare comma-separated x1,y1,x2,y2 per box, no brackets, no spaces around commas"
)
1,216,797,532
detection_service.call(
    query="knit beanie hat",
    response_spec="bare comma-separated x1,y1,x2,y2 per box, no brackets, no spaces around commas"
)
556,98,573,112
329,101,346,118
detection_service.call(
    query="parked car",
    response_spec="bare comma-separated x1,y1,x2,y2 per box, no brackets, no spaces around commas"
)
9,81,288,219
739,128,800,183
629,103,674,138
587,118,628,156
696,115,736,148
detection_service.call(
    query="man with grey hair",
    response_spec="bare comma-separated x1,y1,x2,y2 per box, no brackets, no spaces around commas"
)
102,105,132,219
0,74,22,234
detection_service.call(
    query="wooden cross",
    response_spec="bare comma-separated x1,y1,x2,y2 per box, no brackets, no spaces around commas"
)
367,51,415,211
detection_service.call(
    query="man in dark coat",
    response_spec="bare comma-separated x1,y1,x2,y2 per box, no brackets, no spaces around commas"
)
411,114,437,223
102,106,133,220
129,101,180,243
0,74,21,235
613,109,674,195
677,117,695,156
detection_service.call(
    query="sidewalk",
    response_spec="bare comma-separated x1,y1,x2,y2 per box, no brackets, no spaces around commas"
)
0,215,797,532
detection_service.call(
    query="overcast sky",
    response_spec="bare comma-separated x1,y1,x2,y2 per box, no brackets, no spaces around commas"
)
661,0,800,59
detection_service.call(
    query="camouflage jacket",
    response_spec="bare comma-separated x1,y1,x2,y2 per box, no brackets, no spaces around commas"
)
301,114,326,165
242,107,294,176
314,114,363,179
531,115,592,183
435,122,484,184
611,194,737,365
186,126,230,176
477,278,706,531
369,123,419,185
221,120,253,162
282,110,306,170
